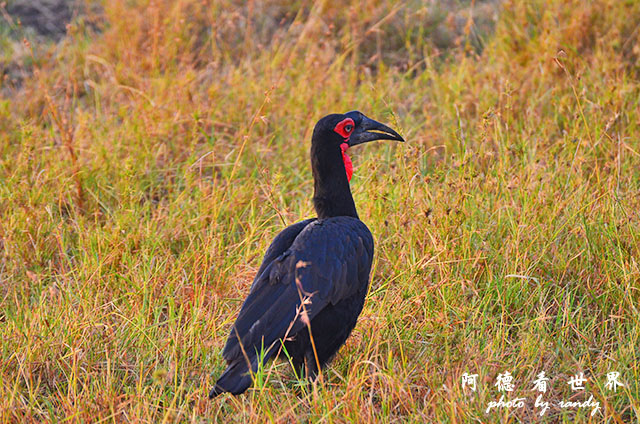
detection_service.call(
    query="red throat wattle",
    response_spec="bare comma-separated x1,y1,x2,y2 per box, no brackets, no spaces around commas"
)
340,142,353,182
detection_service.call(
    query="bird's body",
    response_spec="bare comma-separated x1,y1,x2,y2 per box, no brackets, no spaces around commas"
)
211,111,403,397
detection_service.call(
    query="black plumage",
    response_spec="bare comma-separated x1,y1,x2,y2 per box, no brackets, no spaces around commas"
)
210,111,403,397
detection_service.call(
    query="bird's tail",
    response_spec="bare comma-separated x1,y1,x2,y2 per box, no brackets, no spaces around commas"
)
209,357,256,398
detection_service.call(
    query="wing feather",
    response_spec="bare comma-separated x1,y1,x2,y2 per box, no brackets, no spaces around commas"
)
222,217,374,364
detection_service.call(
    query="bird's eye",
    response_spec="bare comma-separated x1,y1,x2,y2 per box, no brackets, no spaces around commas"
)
333,118,356,138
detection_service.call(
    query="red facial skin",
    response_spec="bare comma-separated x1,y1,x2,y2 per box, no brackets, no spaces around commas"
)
334,118,355,182
340,142,353,182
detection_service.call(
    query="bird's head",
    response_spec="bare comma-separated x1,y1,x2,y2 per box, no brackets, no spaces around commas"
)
311,111,404,182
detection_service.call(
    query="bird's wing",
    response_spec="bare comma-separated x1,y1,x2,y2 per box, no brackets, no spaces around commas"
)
222,217,374,363
250,218,316,291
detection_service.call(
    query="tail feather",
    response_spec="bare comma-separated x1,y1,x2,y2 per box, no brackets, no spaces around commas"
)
209,358,255,398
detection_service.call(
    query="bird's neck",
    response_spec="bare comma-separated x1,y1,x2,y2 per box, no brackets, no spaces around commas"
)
311,145,358,219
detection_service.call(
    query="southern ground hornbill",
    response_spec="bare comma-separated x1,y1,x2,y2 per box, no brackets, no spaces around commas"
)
210,111,404,397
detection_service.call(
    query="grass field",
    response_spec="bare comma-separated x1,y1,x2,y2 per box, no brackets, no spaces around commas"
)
1,0,639,422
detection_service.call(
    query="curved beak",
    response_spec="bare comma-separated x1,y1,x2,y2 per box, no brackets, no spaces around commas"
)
345,112,404,147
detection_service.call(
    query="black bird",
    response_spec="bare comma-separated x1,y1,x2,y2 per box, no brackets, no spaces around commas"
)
210,111,404,397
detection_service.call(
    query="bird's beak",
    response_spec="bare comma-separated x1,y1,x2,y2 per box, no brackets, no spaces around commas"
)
346,113,404,147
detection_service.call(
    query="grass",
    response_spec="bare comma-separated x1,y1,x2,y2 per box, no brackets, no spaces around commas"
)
0,0,639,422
